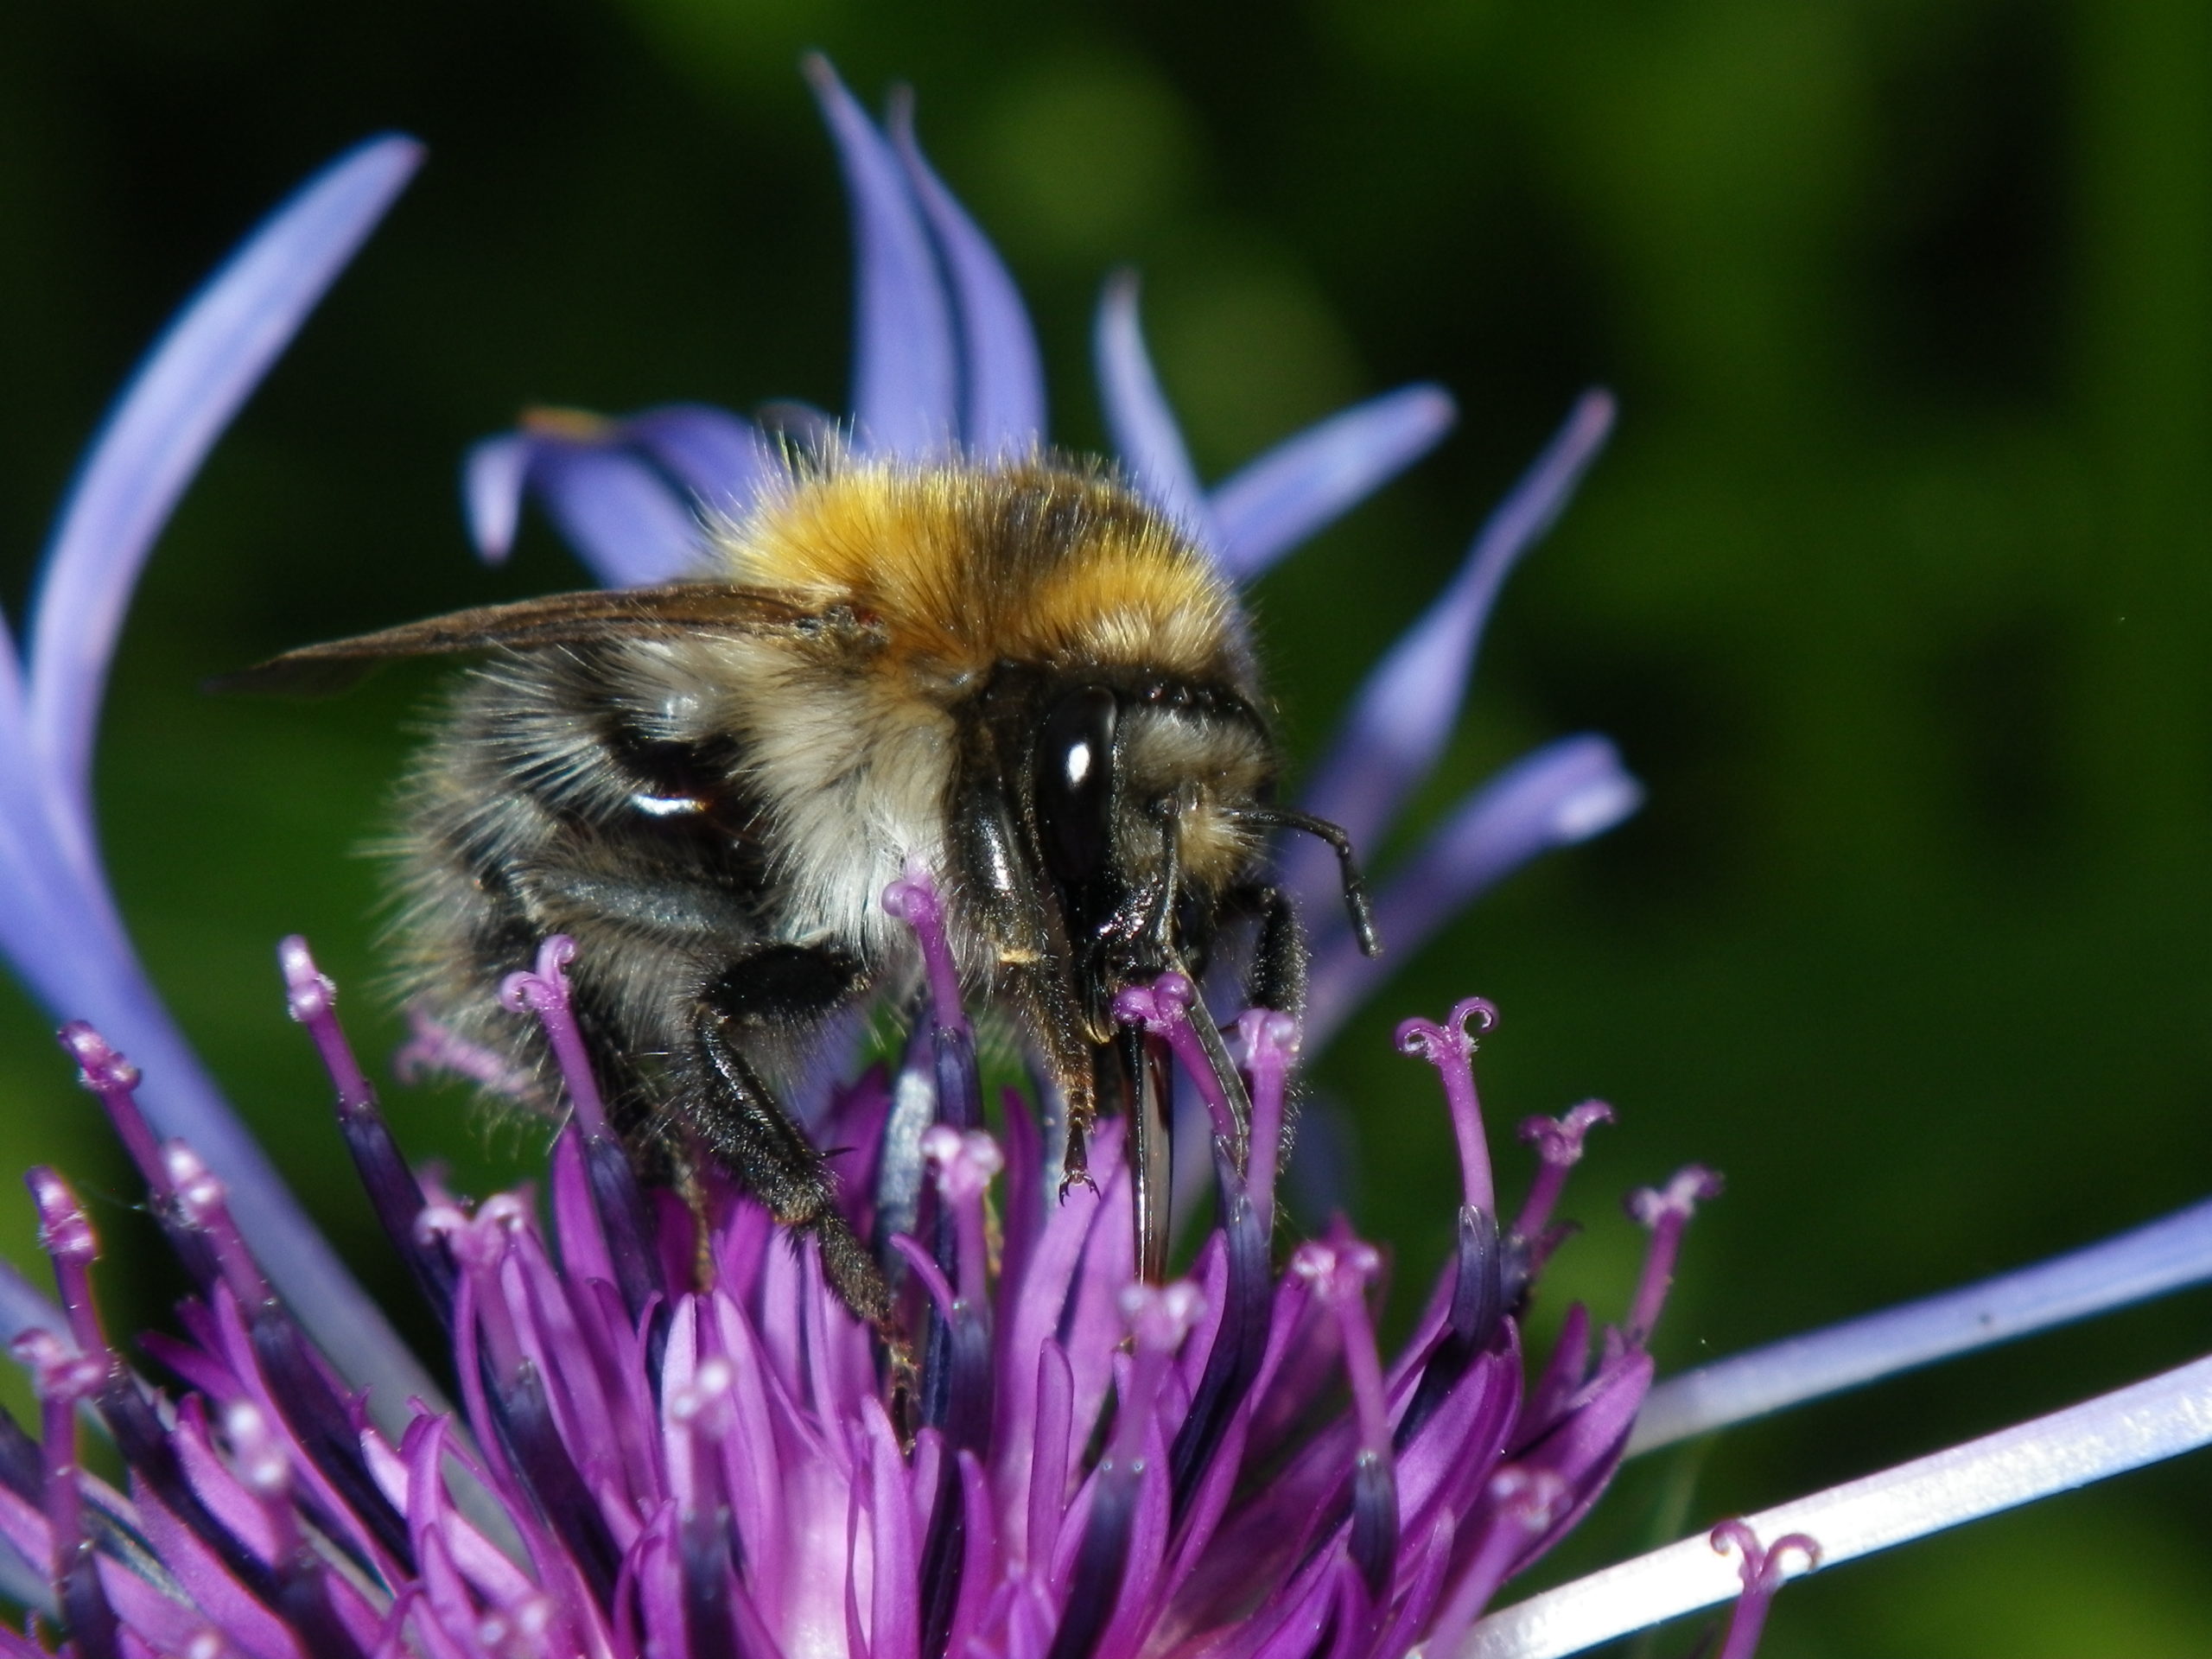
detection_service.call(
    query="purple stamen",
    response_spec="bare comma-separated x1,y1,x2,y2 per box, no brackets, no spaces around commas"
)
1709,1520,1820,1659
1425,1466,1568,1654
1049,1282,1204,1659
282,938,454,1329
886,866,982,1133
162,1143,270,1310
55,1024,159,1192
499,937,609,1140
27,1171,99,1358
1392,1206,1506,1459
223,1400,357,1657
924,1126,1000,1313
1395,998,1500,1216
875,1026,938,1273
918,1128,1001,1458
431,1203,621,1601
431,1204,527,1385
499,938,661,1332
28,1170,314,1604
1114,976,1237,1147
1624,1166,1725,1344
392,1005,539,1102
1122,1283,1205,1428
1236,1009,1299,1228
1154,1013,1285,1522
891,1233,961,1319
179,1245,405,1576
1514,1101,1614,1243
1167,1139,1271,1517
884,864,969,1039
1291,1242,1397,1598
279,936,371,1114
668,1357,743,1659
56,1027,244,1298
16,1331,118,1659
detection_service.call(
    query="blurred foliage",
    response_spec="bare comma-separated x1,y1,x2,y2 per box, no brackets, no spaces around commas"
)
2,0,2210,1651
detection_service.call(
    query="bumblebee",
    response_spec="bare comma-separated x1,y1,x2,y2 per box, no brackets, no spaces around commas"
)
237,456,1378,1325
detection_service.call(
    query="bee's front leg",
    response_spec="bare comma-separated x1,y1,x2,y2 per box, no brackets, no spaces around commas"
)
1227,882,1308,1019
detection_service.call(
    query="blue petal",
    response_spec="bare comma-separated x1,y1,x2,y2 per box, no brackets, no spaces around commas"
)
1094,272,1217,545
807,57,957,458
529,441,707,588
1301,734,1641,1049
889,97,1047,454
463,433,531,563
0,138,446,1427
1630,1194,2212,1454
0,1259,63,1350
1287,388,1615,907
623,404,772,515
467,407,769,582
1209,384,1457,582
25,134,423,812
0,607,64,898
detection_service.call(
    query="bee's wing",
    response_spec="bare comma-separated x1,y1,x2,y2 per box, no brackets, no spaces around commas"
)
213,583,837,694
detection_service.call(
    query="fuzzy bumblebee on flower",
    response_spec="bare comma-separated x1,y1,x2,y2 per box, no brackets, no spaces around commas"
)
0,58,2206,1659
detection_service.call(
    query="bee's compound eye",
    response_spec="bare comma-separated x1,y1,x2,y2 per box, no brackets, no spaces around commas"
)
1033,685,1120,886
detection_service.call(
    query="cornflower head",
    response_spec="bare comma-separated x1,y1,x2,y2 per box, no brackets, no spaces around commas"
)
0,916,1705,1659
0,53,2209,1659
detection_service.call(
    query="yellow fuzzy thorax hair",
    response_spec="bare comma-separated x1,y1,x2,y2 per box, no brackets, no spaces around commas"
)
709,456,1244,686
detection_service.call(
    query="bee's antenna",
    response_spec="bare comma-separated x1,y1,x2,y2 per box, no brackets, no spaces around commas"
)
1234,807,1382,957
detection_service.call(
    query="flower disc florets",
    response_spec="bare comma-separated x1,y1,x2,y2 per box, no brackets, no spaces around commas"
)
0,874,1715,1659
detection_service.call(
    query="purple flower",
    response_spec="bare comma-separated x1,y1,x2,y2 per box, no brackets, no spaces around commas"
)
3,54,2211,1659
1,909,1706,1659
0,68,1675,1659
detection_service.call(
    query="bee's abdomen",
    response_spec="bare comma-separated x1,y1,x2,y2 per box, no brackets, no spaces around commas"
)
385,651,782,1120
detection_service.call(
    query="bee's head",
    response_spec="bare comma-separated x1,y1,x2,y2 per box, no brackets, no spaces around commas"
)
1027,677,1275,1030
942,666,1268,1032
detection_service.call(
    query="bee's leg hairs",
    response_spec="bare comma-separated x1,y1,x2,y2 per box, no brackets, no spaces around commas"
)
679,944,897,1332
1220,882,1308,1018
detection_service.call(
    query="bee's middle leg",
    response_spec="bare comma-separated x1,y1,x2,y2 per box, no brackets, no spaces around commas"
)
677,944,894,1329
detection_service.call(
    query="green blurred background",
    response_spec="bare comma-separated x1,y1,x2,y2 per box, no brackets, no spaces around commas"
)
3,1,2209,1652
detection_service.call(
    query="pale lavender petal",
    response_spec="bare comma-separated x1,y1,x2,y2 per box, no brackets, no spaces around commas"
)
623,404,773,516
1460,1351,2212,1659
0,1530,48,1624
1302,735,1642,1050
1289,390,1616,906
1630,1195,2212,1455
27,134,423,808
530,443,706,588
463,434,531,563
1095,272,1216,545
806,57,957,457
889,99,1046,453
1208,384,1457,582
0,1260,66,1349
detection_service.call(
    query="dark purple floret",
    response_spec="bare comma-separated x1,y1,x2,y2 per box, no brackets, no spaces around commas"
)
0,880,1713,1659
501,938,664,1338
283,938,456,1329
